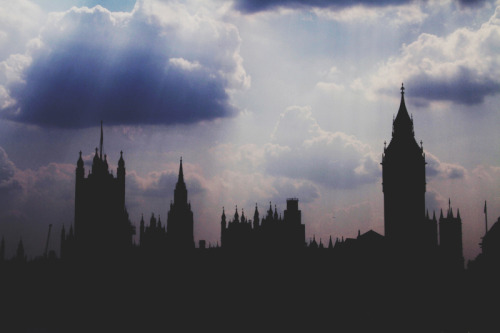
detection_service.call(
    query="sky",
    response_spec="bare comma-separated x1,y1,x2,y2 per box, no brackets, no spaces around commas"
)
0,0,498,262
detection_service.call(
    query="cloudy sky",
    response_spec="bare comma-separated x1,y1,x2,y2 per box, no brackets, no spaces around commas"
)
0,0,498,261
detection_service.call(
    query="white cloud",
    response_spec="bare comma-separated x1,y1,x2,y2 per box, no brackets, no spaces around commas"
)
266,106,380,189
368,5,500,106
426,152,468,179
169,57,202,71
0,0,44,61
313,3,427,26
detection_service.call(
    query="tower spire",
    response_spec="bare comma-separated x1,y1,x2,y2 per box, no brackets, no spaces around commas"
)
178,157,184,184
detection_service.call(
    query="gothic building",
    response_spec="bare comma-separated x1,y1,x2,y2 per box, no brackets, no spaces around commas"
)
166,158,195,250
382,84,427,253
382,85,463,267
439,201,464,270
139,213,166,255
61,123,134,261
221,198,305,251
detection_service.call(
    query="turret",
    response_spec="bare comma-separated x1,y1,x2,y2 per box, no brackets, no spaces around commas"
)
76,151,84,179
139,214,145,246
16,238,26,262
253,203,260,230
221,207,227,230
234,205,239,223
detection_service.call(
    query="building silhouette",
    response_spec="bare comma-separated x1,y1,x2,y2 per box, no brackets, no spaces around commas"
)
221,198,305,251
382,85,463,268
439,201,464,271
166,158,195,250
61,122,135,261
382,84,427,254
139,213,167,255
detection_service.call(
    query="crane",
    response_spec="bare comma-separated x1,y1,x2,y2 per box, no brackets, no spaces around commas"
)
44,224,52,258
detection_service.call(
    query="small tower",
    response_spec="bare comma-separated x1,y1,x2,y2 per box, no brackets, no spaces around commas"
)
253,203,260,230
166,158,195,250
220,207,226,246
439,200,464,271
139,214,145,247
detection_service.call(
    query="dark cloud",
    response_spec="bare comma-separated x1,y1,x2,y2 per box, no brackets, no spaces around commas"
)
233,0,411,13
407,68,500,106
233,0,490,13
1,4,248,128
457,0,488,7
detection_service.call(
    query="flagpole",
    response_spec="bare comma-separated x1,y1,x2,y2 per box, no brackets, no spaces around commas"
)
484,200,488,236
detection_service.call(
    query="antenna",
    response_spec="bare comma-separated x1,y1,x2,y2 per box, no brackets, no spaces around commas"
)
44,224,52,258
484,200,488,236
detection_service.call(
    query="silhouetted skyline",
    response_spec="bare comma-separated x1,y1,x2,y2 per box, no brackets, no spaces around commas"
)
0,0,498,267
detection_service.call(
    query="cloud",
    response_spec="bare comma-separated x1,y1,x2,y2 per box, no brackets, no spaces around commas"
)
271,178,319,204
0,146,74,258
426,152,467,179
312,3,427,26
232,0,413,14
0,0,44,61
0,1,249,128
369,5,500,106
128,168,205,200
266,106,380,189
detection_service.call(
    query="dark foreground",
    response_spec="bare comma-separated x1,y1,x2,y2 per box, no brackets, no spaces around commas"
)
1,250,499,333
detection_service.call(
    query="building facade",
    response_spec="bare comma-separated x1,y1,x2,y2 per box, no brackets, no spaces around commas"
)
61,123,134,261
221,198,305,251
382,84,427,253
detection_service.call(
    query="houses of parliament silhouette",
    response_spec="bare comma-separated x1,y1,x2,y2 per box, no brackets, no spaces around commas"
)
1,85,499,332
53,85,464,268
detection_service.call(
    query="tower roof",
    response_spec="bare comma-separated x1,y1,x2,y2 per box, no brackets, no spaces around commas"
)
392,83,414,140
175,157,186,191
384,84,423,159
178,157,184,184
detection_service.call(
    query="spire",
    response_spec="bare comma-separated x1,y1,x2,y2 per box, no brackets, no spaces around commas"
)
448,198,453,218
328,235,333,249
77,151,84,168
118,151,124,168
178,157,184,184
100,121,103,160
392,83,414,140
234,205,239,222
